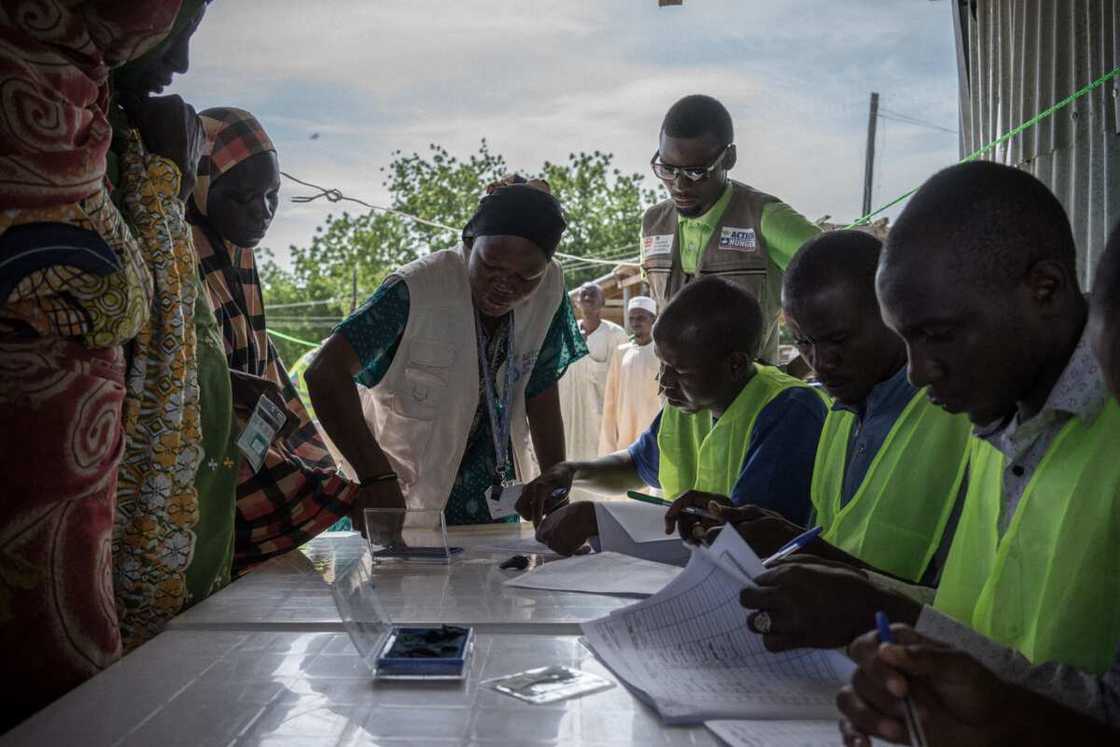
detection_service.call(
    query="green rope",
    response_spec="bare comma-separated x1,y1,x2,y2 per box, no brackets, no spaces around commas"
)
848,64,1120,227
268,328,322,348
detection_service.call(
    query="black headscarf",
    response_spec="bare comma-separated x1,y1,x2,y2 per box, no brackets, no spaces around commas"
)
462,184,567,259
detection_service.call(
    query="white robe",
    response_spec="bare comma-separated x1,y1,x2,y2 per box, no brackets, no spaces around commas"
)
599,340,663,455
558,319,629,462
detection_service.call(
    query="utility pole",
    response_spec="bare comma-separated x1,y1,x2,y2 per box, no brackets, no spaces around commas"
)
350,266,358,312
862,91,879,218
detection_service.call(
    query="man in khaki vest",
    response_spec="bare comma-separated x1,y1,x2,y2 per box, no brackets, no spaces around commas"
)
642,94,819,362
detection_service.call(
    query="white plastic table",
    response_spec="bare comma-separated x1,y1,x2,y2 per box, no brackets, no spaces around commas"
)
3,630,717,746
169,528,632,633
4,526,719,746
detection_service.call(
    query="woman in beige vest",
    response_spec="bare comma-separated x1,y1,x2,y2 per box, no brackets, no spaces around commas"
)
306,182,586,526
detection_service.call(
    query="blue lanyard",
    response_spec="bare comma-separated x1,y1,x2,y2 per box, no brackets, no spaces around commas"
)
475,311,517,486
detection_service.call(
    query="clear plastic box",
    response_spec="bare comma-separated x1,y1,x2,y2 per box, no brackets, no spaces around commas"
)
362,508,464,565
331,528,473,681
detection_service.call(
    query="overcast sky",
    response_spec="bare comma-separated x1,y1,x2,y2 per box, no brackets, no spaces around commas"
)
170,0,962,268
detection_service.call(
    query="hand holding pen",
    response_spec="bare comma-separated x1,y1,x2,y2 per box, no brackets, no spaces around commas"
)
761,526,823,567
661,490,731,541
875,612,929,747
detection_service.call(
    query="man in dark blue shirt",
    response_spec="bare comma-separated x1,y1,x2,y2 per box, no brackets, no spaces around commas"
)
516,276,827,555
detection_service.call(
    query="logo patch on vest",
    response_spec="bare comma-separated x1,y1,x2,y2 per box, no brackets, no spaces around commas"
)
642,234,674,257
718,227,758,253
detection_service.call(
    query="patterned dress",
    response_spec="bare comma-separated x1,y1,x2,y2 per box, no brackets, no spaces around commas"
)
0,1,183,725
108,129,206,653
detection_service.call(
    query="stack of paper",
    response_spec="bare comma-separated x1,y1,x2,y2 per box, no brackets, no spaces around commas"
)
706,719,878,746
594,500,691,566
503,551,681,597
581,527,855,725
475,535,559,558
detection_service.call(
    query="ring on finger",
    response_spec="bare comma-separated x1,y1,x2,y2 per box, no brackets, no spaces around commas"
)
748,610,772,635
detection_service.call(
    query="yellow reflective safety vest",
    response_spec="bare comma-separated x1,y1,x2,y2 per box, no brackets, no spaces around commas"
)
810,390,972,582
933,399,1120,673
658,364,821,500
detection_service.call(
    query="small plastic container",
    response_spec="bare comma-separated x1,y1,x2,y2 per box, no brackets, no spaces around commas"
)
331,535,474,681
363,508,464,565
373,625,475,680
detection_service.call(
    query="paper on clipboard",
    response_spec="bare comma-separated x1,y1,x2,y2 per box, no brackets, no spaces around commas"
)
594,501,691,566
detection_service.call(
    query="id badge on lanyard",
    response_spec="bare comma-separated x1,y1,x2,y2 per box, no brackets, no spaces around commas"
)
476,312,523,519
236,393,286,472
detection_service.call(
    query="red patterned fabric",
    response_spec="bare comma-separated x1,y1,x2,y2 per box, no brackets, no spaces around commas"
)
0,0,182,208
0,337,126,728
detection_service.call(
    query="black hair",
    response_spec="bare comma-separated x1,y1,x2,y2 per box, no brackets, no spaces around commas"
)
654,275,762,358
885,161,1077,291
783,230,882,309
661,95,734,147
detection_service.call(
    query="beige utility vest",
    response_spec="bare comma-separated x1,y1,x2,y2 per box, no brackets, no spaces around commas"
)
361,245,564,512
640,180,781,360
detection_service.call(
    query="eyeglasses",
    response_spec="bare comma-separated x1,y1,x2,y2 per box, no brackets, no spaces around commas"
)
650,144,732,183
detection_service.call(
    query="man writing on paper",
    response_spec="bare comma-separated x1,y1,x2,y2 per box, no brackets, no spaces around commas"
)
557,282,628,464
642,94,819,362
717,230,973,584
516,276,826,555
837,221,1120,747
736,164,1120,721
599,296,662,455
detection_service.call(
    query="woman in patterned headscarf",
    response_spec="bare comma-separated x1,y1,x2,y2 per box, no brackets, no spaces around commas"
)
188,107,359,572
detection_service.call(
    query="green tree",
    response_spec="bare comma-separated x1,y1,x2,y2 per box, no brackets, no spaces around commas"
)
261,141,658,364
539,150,658,285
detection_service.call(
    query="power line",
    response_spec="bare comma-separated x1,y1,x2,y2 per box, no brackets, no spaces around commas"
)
558,244,640,267
878,107,958,135
269,316,345,323
266,297,351,310
281,173,638,267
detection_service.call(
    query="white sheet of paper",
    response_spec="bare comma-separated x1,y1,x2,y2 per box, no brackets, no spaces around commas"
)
476,535,558,557
707,719,876,747
485,483,523,520
581,528,855,724
503,551,681,597
594,501,691,566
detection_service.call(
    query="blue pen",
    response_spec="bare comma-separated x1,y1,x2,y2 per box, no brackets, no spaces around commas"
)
760,526,822,567
544,486,570,513
875,611,929,747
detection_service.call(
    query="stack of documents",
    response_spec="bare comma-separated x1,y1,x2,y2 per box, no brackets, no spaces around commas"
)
581,527,856,725
705,719,880,746
594,500,691,566
503,551,681,597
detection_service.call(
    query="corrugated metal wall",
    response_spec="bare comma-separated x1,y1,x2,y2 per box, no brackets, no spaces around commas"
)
954,0,1119,287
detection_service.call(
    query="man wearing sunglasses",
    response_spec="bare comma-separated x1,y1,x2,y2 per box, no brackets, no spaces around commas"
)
642,95,820,363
